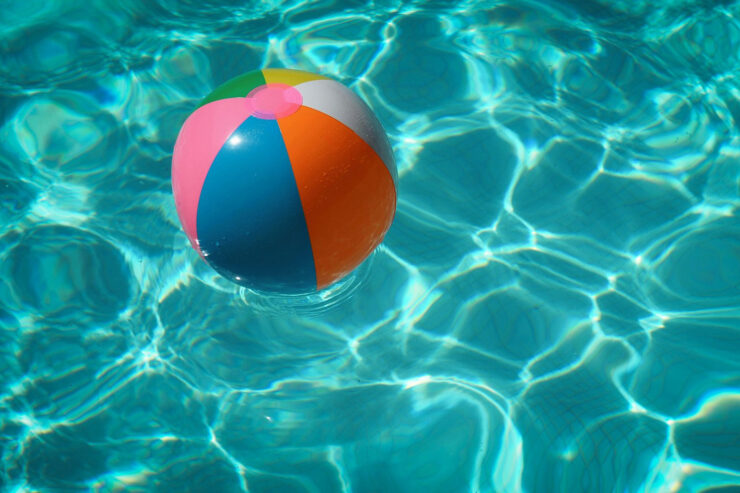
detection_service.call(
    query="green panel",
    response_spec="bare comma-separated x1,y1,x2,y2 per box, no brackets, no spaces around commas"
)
198,70,267,107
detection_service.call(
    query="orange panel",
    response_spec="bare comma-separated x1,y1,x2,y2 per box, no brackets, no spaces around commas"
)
278,107,396,289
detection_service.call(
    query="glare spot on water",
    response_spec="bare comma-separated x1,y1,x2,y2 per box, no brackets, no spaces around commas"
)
404,375,431,389
561,447,577,461
28,181,90,226
630,401,647,413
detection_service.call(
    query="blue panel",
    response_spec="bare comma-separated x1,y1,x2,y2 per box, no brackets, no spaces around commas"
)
196,117,316,292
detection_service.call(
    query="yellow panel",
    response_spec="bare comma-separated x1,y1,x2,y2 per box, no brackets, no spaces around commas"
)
262,68,329,86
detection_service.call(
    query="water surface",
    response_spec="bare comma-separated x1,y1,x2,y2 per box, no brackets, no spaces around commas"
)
1,0,739,491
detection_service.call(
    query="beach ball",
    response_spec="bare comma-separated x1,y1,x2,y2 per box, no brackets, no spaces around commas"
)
171,68,397,293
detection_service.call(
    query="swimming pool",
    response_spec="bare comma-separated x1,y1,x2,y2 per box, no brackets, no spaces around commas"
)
1,0,739,491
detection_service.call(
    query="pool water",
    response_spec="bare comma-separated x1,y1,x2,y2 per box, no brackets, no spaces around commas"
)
1,0,739,491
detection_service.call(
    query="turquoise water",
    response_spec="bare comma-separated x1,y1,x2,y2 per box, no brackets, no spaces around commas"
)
1,0,739,491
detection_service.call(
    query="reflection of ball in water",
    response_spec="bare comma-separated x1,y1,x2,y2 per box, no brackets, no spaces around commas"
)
171,68,397,293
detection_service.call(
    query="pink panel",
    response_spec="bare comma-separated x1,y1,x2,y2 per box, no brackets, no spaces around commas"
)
171,98,251,255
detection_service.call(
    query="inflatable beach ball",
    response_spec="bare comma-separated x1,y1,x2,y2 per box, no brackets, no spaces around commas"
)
172,68,397,293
